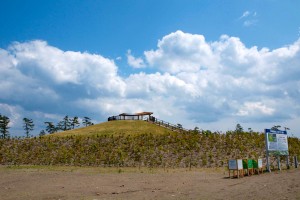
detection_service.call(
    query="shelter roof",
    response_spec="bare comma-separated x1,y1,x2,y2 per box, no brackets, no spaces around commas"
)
119,112,153,116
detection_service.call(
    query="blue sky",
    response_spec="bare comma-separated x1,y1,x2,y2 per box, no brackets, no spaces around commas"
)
1,0,300,137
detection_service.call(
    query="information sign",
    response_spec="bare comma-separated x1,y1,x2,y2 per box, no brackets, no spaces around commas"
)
258,158,262,168
237,159,243,169
265,129,290,172
265,129,289,155
228,159,237,170
228,159,243,170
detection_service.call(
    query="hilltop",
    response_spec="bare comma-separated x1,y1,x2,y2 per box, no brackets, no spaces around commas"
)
50,120,176,137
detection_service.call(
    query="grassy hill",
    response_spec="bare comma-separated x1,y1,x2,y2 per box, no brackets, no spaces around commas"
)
51,120,176,137
1,120,300,168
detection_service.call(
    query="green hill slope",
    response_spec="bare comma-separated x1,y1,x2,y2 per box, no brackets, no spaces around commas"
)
1,126,300,167
51,120,175,137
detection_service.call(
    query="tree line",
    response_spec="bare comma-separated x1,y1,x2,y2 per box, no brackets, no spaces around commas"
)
42,116,93,135
0,113,94,138
0,112,292,139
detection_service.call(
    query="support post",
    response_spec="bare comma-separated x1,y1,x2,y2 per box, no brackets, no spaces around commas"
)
277,155,281,171
266,153,271,172
286,155,290,169
295,156,298,168
265,130,271,172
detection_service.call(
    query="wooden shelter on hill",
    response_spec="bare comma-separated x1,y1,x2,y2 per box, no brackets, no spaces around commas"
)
108,112,154,121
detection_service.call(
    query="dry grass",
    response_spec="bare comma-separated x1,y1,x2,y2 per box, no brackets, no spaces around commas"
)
1,121,299,168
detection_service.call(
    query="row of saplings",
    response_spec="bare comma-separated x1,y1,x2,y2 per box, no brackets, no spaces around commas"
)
1,131,300,168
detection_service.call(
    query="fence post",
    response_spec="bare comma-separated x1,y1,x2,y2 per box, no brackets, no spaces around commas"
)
295,156,298,168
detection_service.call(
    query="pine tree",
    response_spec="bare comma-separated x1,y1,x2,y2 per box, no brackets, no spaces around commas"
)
23,118,34,138
235,123,244,133
57,115,71,131
271,125,281,131
177,124,183,129
70,116,80,129
82,117,93,127
44,122,57,134
193,126,200,134
0,114,10,139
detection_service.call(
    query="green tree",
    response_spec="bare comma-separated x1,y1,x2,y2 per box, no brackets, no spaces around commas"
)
235,123,243,133
23,118,34,138
82,117,93,127
0,114,10,139
203,129,212,136
70,116,80,129
57,115,71,131
271,125,281,131
44,122,57,134
177,123,183,129
193,126,200,134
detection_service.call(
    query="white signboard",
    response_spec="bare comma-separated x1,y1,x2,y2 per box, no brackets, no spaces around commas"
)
265,129,289,155
258,158,262,168
237,159,243,169
277,134,288,151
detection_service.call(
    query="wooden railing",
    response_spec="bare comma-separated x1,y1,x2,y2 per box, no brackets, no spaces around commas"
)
147,117,190,133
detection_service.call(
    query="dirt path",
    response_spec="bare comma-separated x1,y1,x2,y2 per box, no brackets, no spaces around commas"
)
0,166,299,200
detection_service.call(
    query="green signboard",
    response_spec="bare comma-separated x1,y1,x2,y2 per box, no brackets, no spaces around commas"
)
243,159,253,169
253,159,263,168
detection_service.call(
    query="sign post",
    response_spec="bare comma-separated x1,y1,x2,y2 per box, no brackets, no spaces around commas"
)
265,129,289,172
277,155,281,170
265,130,271,172
286,155,290,169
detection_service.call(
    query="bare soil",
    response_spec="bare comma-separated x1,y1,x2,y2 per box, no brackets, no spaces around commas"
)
0,166,299,200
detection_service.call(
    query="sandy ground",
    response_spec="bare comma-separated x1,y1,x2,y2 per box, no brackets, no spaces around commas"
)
0,166,299,200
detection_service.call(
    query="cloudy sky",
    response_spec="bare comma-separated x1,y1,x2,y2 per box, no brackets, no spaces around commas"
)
1,0,300,137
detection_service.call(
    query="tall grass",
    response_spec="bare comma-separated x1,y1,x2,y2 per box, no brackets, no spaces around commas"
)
1,131,300,168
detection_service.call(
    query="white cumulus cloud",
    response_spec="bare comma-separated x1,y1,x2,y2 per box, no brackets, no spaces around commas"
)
1,32,300,136
145,30,216,74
